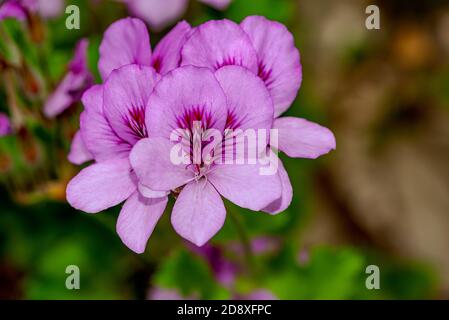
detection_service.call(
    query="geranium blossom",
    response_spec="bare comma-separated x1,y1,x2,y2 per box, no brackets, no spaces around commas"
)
66,65,167,254
44,39,93,118
130,65,281,246
122,0,232,31
180,16,336,214
66,15,336,254
69,17,192,165
0,113,12,137
67,18,193,253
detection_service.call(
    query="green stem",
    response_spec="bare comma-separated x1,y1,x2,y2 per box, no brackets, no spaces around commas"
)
228,209,254,272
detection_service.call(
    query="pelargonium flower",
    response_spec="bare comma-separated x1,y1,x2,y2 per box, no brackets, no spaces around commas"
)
190,243,238,287
130,65,281,247
121,0,231,31
67,18,194,253
180,16,336,214
44,38,93,118
68,17,192,165
0,0,64,21
66,64,168,255
0,113,12,137
191,237,279,288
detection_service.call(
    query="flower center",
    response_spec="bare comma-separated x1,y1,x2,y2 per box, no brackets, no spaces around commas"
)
124,106,147,139
175,105,215,176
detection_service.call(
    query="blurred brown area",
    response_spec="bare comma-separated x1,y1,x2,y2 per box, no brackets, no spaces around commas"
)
295,0,449,297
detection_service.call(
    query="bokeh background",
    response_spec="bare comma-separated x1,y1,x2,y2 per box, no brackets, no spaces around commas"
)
1,0,448,299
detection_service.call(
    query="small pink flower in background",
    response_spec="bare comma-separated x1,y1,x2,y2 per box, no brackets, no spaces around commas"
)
35,0,64,19
0,113,12,137
297,248,310,266
122,0,232,31
0,1,27,21
149,240,279,300
147,287,197,300
130,65,281,247
190,243,238,287
0,0,64,21
147,286,275,300
44,39,93,118
181,17,336,214
239,289,276,300
249,237,280,255
192,237,280,287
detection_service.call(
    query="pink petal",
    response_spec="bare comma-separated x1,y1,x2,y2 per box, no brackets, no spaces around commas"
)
198,0,232,10
138,183,170,198
43,72,87,118
181,19,258,74
117,191,168,254
98,17,152,80
171,179,226,246
214,65,273,131
208,162,282,211
148,287,185,300
151,21,192,74
146,66,228,140
125,0,188,32
44,39,92,118
103,64,160,145
66,158,137,213
262,154,292,214
68,38,90,74
0,2,27,21
68,130,93,165
0,112,12,136
37,0,64,19
80,85,131,162
130,137,194,191
241,16,302,117
274,117,336,159
244,290,276,300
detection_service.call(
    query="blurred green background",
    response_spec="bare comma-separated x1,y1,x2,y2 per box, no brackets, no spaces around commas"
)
1,0,448,299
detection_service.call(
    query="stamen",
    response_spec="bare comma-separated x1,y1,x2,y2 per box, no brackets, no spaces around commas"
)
124,106,147,138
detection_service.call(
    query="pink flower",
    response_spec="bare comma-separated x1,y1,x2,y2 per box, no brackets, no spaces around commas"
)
0,0,64,21
69,17,192,165
130,65,281,247
0,113,12,137
0,1,27,21
66,16,336,254
122,0,232,31
180,16,336,214
44,39,93,118
67,18,193,254
98,17,192,79
66,65,167,254
147,287,197,300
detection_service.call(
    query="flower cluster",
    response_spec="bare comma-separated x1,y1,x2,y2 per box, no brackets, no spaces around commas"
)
66,16,336,253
